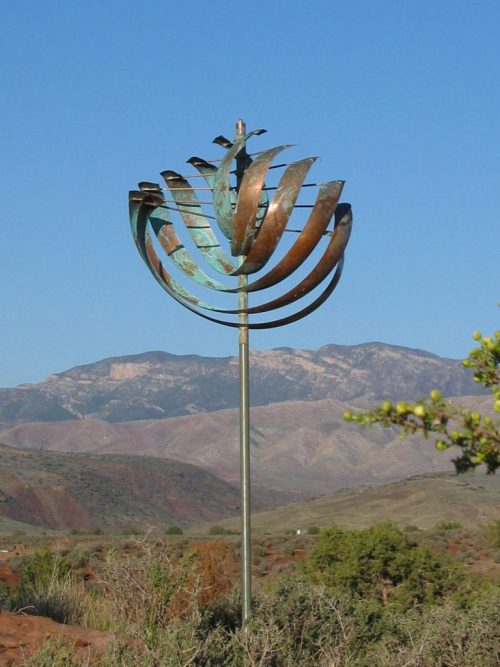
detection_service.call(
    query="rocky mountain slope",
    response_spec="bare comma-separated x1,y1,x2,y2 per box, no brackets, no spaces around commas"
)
0,442,286,532
3,396,492,496
0,343,484,428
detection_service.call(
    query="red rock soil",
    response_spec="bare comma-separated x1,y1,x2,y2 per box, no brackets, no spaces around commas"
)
0,613,112,666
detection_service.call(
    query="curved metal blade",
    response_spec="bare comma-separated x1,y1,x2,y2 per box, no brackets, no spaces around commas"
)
147,207,228,291
245,204,352,313
231,145,290,257
135,182,229,290
160,170,237,275
236,158,316,275
212,129,269,240
130,196,217,309
188,155,270,240
245,180,345,293
246,255,345,329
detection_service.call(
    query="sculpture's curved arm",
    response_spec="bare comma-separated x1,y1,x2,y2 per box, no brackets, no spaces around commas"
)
231,145,290,256
244,180,344,292
235,157,317,275
245,204,352,313
160,171,237,275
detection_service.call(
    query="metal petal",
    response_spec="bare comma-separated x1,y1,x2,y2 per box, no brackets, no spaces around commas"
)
246,255,345,329
245,180,344,293
236,158,317,275
188,155,270,242
212,130,272,241
160,170,237,275
147,207,228,291
245,204,352,313
231,145,290,257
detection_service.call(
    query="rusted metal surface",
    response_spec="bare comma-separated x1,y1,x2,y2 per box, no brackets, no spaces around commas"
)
129,125,353,328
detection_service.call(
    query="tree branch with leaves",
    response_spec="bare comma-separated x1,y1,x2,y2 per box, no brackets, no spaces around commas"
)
344,320,500,473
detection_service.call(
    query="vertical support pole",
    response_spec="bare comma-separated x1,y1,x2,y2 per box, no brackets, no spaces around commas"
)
235,118,252,626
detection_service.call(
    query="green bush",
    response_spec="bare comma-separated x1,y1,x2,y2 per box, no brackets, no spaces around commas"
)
485,519,500,548
302,521,464,608
435,520,462,531
165,526,183,535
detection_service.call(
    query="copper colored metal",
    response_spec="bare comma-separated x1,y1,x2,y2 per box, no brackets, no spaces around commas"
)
129,126,352,328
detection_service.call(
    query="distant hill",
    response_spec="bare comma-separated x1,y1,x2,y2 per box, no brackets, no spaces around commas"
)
0,343,484,427
0,443,288,532
211,473,500,533
2,397,493,497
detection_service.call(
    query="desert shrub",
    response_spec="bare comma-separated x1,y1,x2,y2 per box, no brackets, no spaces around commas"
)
307,525,320,535
403,524,421,532
356,587,500,667
484,518,500,548
207,524,236,536
190,540,234,607
99,539,202,646
165,525,183,535
303,521,465,607
24,636,92,666
11,534,500,666
9,548,92,624
435,520,462,531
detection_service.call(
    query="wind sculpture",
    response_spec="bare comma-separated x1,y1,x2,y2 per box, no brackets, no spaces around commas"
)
129,120,352,625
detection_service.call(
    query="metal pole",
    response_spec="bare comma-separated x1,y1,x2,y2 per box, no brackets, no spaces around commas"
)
235,118,252,626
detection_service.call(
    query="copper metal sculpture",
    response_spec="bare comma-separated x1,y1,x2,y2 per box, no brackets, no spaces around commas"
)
129,120,352,624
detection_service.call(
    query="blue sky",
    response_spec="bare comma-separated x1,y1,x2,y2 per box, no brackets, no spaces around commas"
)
1,1,499,387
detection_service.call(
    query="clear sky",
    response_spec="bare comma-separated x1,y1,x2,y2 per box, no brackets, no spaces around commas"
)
1,1,499,388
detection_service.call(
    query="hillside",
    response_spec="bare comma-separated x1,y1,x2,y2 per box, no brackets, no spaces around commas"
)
3,398,493,496
0,343,484,427
0,443,288,532
211,473,500,533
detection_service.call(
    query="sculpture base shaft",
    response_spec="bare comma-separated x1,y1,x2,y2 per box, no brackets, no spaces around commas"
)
239,275,251,627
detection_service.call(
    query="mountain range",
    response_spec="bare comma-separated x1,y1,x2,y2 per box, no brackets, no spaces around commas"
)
0,343,492,501
0,343,483,428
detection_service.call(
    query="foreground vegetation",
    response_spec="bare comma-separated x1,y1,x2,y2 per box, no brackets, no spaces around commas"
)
2,519,499,666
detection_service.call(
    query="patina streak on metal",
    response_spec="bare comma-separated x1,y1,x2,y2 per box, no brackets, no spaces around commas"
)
138,182,229,290
161,170,236,275
212,135,247,239
189,154,269,258
212,129,266,241
149,210,227,290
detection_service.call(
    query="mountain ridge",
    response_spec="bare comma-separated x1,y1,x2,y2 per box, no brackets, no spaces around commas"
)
0,342,484,428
